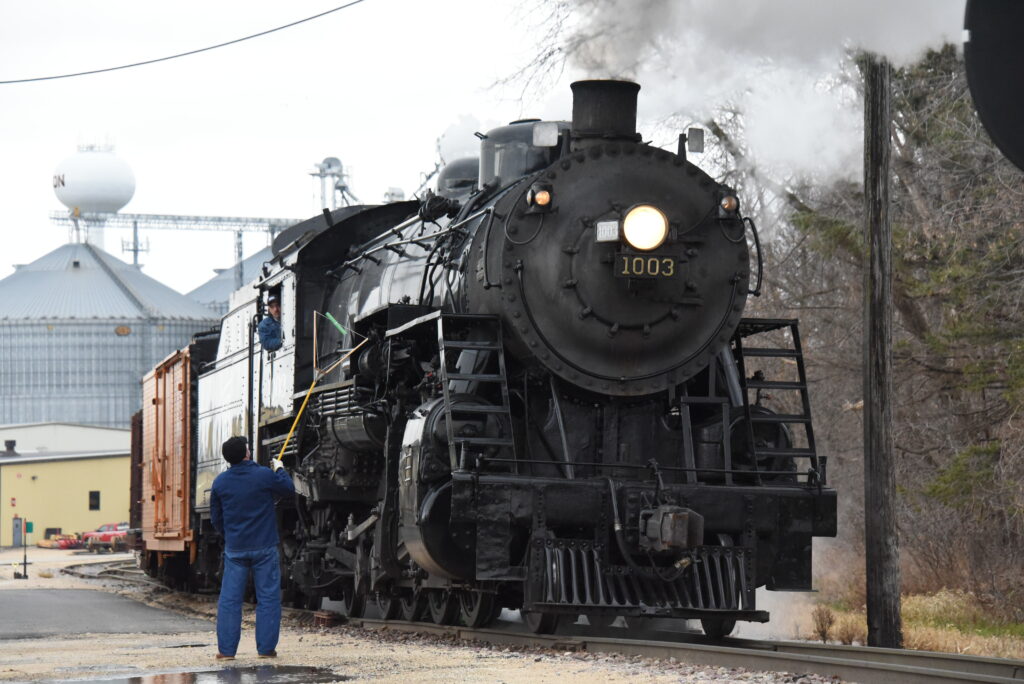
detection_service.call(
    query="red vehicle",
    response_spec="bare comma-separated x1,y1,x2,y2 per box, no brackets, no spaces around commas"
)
82,522,129,552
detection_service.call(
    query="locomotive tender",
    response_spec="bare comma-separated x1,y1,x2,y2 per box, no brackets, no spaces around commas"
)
134,80,836,637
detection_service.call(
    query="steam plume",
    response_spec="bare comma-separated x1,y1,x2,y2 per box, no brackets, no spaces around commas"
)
558,0,965,180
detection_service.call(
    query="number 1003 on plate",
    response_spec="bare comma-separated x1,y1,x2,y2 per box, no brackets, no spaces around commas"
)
615,253,677,279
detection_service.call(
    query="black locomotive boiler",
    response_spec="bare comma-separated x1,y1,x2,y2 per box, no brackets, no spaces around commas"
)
136,79,836,638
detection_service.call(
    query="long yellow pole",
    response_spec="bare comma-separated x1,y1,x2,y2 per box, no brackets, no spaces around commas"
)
276,338,367,461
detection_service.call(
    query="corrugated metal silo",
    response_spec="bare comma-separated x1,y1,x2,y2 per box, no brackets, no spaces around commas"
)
0,243,219,428
187,246,272,316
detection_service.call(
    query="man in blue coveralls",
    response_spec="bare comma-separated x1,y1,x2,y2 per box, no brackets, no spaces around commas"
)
211,436,294,659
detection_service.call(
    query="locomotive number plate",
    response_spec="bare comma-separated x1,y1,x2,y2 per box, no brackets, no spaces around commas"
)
615,253,678,279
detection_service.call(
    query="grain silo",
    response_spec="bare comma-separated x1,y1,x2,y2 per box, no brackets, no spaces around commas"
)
0,242,218,428
187,246,272,316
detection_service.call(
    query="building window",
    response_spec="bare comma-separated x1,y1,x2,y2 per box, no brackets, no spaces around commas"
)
89,491,100,511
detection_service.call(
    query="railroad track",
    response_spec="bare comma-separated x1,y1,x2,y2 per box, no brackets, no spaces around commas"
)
64,560,1024,684
62,558,169,590
343,617,1024,684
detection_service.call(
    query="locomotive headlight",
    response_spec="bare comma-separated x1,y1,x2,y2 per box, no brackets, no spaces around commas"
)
526,183,553,212
622,205,669,250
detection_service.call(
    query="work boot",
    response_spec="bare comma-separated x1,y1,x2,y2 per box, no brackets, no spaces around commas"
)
257,651,277,658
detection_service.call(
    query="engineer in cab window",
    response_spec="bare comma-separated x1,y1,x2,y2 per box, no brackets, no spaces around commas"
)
257,294,283,351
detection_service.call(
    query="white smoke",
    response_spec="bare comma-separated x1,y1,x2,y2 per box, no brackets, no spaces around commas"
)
735,588,814,640
557,0,965,181
437,114,497,164
741,69,862,181
570,0,964,77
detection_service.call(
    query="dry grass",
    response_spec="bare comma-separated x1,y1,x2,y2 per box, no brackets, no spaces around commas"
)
805,589,1024,659
36,571,53,579
832,613,867,646
901,625,1024,658
902,589,990,627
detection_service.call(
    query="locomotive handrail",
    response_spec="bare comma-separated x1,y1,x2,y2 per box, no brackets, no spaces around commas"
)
446,207,492,232
476,456,822,483
333,207,493,277
335,228,450,274
744,217,763,297
479,207,502,290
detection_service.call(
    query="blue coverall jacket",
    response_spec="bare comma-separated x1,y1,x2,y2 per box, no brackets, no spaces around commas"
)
210,459,294,552
257,316,283,351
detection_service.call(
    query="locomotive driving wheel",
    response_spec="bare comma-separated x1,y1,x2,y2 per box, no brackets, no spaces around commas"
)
458,590,497,628
342,582,366,618
523,610,559,634
400,590,428,622
428,590,459,625
375,591,402,620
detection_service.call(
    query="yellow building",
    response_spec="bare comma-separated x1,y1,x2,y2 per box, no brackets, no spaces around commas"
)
0,448,129,547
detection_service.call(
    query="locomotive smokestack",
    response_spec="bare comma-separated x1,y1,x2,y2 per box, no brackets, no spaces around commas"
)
570,80,641,147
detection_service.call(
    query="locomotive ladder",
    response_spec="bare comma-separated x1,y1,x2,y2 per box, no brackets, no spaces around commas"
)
733,318,823,485
437,313,516,470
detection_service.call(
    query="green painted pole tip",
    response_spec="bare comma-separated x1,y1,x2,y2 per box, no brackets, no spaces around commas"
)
324,312,348,335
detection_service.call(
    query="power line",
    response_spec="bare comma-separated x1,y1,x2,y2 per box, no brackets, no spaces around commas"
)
0,0,370,85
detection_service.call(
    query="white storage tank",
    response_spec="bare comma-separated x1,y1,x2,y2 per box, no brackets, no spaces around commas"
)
53,145,136,250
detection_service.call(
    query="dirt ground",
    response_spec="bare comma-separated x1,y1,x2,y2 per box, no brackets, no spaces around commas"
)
0,549,837,683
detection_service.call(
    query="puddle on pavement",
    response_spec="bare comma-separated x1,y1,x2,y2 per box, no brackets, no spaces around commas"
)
51,665,347,683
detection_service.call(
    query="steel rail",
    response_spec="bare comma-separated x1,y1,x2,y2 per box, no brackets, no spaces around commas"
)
62,558,171,590
732,636,1024,681
344,617,1024,684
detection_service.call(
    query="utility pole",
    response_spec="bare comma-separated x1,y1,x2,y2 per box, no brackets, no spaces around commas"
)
862,54,902,648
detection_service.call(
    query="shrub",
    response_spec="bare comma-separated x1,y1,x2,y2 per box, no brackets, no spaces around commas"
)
811,604,835,643
834,613,867,645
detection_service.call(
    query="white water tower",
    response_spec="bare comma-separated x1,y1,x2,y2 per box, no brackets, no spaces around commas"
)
53,145,136,250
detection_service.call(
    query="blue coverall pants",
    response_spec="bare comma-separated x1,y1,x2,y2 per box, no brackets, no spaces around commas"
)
216,545,281,656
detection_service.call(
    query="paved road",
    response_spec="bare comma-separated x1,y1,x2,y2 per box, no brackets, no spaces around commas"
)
0,589,212,639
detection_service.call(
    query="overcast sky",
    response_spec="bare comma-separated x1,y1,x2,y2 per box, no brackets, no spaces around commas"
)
0,0,559,293
0,1,965,296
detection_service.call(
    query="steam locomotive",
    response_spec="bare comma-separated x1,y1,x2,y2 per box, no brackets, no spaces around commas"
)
133,80,836,637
